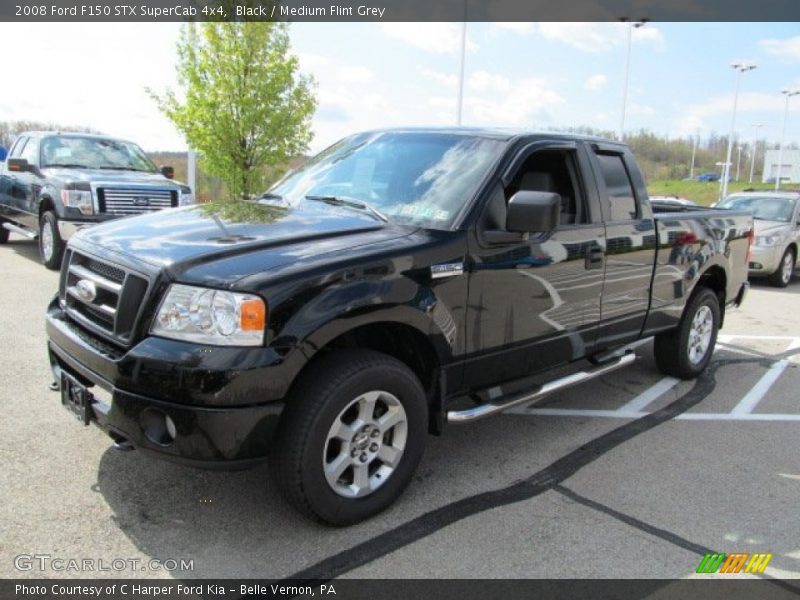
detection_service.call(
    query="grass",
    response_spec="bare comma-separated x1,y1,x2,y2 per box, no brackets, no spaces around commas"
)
647,179,778,206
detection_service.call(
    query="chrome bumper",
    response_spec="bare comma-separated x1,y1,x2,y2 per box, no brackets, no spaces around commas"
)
57,221,93,240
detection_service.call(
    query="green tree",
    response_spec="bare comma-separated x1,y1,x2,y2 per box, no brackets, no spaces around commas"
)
151,22,316,201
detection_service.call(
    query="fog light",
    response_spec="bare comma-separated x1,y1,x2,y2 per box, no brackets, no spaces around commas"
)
140,408,176,446
749,262,763,270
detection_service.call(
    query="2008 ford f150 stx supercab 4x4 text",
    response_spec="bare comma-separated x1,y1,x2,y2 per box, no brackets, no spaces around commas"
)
46,129,752,524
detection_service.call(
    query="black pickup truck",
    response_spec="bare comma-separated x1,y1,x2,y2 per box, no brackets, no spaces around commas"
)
0,131,193,269
46,129,752,524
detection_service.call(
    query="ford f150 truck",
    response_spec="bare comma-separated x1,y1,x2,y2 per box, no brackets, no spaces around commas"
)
0,131,194,269
45,129,752,524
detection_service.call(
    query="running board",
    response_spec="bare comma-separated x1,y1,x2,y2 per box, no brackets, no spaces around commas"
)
447,352,637,424
2,222,38,239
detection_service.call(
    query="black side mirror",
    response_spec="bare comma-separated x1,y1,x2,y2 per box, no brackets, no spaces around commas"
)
7,158,31,173
160,165,175,179
507,190,561,233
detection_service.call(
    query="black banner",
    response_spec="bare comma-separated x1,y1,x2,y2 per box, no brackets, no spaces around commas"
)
3,0,800,22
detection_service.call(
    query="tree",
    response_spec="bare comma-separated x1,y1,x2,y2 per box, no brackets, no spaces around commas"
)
151,22,316,201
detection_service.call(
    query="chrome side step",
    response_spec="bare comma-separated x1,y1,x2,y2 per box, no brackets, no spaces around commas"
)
2,222,38,239
447,352,637,424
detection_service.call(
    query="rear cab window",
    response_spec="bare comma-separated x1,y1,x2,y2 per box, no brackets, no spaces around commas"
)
595,152,640,221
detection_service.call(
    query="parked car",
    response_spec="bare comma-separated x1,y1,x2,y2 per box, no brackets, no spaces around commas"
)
717,191,799,287
46,129,752,524
696,172,720,182
649,195,698,207
0,132,194,269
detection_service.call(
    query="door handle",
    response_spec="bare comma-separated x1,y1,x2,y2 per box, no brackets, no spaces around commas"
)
586,246,605,270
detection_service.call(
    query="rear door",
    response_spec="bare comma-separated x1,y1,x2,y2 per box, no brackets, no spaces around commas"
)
462,140,606,391
588,143,657,348
6,136,40,228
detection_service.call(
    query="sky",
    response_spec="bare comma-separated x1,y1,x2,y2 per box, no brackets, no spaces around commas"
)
1,21,799,154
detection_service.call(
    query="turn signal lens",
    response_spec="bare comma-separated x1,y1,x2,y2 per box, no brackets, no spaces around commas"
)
240,298,266,331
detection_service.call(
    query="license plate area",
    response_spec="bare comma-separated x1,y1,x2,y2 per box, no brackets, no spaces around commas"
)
61,372,94,425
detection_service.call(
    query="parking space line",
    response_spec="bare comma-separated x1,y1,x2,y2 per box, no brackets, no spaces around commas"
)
731,339,800,415
518,409,800,421
617,376,679,413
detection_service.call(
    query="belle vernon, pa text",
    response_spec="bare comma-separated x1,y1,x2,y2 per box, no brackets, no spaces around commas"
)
238,4,387,17
16,583,337,597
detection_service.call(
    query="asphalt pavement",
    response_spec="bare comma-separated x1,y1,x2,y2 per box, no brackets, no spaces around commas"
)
1,234,798,583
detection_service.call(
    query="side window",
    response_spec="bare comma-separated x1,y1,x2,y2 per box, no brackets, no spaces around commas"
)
20,137,38,165
596,153,638,221
9,137,27,159
508,149,587,226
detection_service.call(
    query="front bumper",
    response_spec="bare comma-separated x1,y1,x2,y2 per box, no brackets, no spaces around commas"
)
46,300,287,468
57,220,94,240
748,245,783,276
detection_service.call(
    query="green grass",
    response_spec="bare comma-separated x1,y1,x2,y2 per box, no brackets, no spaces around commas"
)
647,179,777,206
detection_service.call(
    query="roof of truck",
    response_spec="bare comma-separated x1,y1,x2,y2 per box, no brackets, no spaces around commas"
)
350,126,624,145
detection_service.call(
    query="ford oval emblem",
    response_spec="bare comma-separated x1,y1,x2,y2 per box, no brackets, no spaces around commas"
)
133,196,150,206
75,279,97,302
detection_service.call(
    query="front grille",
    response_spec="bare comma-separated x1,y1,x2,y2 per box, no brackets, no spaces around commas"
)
60,250,151,346
98,187,177,216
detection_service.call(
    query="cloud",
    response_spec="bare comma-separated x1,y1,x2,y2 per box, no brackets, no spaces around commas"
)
498,22,664,53
675,92,789,136
584,74,608,91
381,23,477,55
630,103,656,115
467,75,564,126
420,67,457,87
336,65,374,83
760,36,800,62
468,70,512,93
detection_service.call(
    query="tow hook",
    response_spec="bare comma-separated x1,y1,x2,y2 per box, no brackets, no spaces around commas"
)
49,381,60,392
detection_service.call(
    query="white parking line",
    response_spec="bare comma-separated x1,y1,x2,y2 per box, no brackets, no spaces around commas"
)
617,376,680,413
731,339,800,415
518,409,800,421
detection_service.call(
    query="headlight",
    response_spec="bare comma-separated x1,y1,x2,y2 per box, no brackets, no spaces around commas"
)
755,235,780,247
151,284,266,346
60,189,93,215
179,185,195,206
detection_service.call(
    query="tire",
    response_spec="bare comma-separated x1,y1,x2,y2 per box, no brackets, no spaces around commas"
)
270,349,427,525
39,211,64,270
769,248,795,288
654,286,720,380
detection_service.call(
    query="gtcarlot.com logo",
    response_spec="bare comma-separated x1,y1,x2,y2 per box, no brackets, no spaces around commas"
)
696,552,772,574
14,554,194,573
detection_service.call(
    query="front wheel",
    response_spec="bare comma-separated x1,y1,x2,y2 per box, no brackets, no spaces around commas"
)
654,287,720,379
270,349,427,525
39,211,64,270
769,248,795,288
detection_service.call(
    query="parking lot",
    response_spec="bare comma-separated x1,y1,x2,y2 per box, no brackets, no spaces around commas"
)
1,234,799,583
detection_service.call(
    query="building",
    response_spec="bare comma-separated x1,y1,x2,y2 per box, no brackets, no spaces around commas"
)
762,149,800,184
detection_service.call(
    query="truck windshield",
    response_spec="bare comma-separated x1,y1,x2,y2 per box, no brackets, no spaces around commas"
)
718,195,796,222
40,136,157,172
267,131,505,229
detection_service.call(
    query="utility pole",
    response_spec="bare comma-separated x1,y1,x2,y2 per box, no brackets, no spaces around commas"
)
689,131,699,179
775,89,800,190
455,17,467,125
619,19,647,141
721,62,757,200
749,123,763,184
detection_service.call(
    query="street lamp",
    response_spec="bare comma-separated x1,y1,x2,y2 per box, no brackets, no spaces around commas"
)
775,89,800,190
736,145,743,181
456,21,467,126
619,19,647,141
721,62,757,200
749,123,763,184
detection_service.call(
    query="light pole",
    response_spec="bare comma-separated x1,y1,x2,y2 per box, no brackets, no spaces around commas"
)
689,130,699,179
775,89,800,190
749,123,763,183
721,62,757,200
619,19,647,141
736,145,742,181
456,21,467,125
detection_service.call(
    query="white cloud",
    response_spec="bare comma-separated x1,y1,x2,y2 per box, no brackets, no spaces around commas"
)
630,103,657,115
381,23,477,55
502,22,664,54
760,36,800,62
494,22,535,34
584,74,608,91
420,67,457,87
336,65,374,83
467,76,564,126
469,71,512,93
675,92,789,136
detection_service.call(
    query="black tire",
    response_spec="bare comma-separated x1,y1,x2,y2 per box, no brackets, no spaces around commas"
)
39,211,64,270
769,248,795,288
654,286,720,380
270,349,427,525
0,219,8,244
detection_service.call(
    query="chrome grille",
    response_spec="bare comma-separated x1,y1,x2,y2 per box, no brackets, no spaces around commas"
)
98,187,177,215
60,251,150,346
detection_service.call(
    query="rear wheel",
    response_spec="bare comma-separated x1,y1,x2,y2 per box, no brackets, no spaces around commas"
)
270,349,427,525
39,211,64,270
654,286,720,379
769,248,795,288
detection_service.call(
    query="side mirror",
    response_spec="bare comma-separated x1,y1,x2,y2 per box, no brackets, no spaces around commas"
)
160,165,175,179
7,158,31,173
507,190,561,233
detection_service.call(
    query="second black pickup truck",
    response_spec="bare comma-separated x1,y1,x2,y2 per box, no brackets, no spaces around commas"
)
46,129,752,524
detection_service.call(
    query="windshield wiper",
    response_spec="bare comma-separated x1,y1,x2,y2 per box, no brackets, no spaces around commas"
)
42,163,89,169
305,195,389,223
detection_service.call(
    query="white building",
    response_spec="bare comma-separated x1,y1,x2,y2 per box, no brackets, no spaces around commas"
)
762,149,800,183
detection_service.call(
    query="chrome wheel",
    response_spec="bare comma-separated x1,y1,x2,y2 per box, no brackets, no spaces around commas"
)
41,220,54,262
323,390,407,498
781,252,794,285
687,305,713,365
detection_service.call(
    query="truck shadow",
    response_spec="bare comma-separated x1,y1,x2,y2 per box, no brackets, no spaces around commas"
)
4,238,42,266
93,410,583,579
748,277,800,294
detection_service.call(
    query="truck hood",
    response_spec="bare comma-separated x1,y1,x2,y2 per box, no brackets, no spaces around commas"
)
42,167,179,187
71,201,411,279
